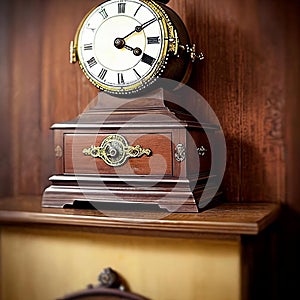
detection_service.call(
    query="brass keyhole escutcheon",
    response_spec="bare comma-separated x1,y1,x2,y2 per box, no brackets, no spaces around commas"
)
82,134,152,167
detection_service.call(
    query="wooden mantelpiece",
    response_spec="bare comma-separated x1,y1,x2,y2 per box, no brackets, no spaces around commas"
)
0,196,280,238
0,196,280,300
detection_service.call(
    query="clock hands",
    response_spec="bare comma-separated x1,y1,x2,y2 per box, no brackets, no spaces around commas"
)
122,29,137,40
124,45,143,56
135,17,156,33
114,18,157,56
114,38,142,56
121,17,157,39
114,38,126,49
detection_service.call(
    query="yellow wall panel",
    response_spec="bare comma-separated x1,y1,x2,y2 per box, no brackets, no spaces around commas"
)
0,226,240,300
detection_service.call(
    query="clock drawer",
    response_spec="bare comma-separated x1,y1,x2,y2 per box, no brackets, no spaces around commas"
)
63,133,173,176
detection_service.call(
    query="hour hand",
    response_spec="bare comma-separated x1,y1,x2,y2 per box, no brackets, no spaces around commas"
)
124,45,142,56
114,38,142,56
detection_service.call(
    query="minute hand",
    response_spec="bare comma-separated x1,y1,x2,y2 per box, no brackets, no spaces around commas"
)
122,18,157,40
135,17,157,32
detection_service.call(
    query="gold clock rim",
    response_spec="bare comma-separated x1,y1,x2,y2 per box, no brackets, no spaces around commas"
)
73,0,173,95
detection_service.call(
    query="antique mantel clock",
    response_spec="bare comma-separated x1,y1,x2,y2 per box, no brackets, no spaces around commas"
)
42,0,220,212
70,0,202,95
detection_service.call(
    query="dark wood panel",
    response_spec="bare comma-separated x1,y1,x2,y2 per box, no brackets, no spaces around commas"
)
285,0,300,212
170,0,244,202
39,0,101,190
0,0,14,197
239,0,286,203
64,133,173,175
10,0,44,195
0,0,299,208
241,225,278,300
41,0,100,125
170,0,291,203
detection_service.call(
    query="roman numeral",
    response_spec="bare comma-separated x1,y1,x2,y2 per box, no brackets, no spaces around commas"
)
84,43,93,50
118,2,126,14
133,68,141,79
141,53,156,66
134,4,142,16
98,68,107,80
87,57,97,68
87,23,96,32
147,37,160,44
118,73,125,84
99,8,108,19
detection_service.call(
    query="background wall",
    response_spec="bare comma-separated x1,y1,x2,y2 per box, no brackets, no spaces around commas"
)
0,0,299,299
1,0,299,206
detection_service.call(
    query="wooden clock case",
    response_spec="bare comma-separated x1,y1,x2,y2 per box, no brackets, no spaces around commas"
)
42,89,221,212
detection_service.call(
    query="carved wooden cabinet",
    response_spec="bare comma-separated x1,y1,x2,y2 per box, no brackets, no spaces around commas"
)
42,90,218,212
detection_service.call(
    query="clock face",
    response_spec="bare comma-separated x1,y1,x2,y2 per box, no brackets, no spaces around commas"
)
76,0,169,94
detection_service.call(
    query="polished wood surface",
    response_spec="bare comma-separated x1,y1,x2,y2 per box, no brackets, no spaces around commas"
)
0,196,280,237
0,0,299,208
171,0,298,204
41,89,217,212
0,1,297,298
0,0,300,299
64,132,173,176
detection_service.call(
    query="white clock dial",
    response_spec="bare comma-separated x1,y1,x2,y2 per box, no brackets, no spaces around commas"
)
76,0,169,94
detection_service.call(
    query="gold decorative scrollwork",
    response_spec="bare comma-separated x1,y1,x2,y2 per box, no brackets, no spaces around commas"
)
168,25,179,55
175,143,186,162
82,134,152,167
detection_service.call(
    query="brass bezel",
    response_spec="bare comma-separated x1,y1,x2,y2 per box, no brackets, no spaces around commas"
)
71,0,177,95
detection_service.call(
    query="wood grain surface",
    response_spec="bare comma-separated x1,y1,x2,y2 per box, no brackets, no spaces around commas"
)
63,133,173,175
0,0,299,208
0,196,280,237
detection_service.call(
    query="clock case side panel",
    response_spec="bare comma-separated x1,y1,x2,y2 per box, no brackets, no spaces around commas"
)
158,3,193,85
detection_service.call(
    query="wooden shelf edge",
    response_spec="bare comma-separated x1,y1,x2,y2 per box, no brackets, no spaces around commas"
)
0,196,281,238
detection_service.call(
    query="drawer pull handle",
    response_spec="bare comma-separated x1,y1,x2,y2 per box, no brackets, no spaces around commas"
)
82,134,151,167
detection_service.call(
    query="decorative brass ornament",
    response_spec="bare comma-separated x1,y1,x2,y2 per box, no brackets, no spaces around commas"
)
181,44,204,62
168,25,179,55
55,145,63,159
82,134,152,167
175,143,186,162
197,146,208,157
